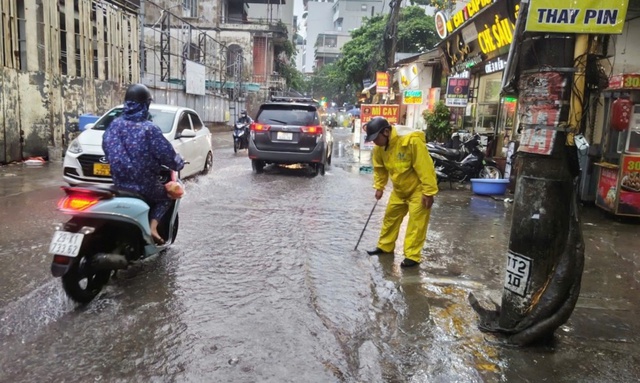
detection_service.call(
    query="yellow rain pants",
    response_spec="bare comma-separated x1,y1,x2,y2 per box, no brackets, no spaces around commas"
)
377,188,432,263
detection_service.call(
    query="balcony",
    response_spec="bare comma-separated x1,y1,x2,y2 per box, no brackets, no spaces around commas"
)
253,73,286,90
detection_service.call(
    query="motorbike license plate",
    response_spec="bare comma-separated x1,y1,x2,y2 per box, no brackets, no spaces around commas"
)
277,132,293,141
49,231,85,257
93,163,111,176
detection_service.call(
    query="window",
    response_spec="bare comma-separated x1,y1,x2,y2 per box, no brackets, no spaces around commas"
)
176,112,192,137
257,107,319,126
188,113,204,131
324,36,337,48
92,108,176,134
183,0,198,18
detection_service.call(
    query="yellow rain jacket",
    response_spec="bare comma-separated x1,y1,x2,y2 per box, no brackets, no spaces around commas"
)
371,128,438,263
372,129,438,198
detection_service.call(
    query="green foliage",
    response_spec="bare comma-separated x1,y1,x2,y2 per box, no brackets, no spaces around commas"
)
303,63,353,105
337,6,439,89
422,101,452,142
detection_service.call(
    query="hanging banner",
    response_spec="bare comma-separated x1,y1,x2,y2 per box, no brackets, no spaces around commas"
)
445,77,471,107
526,0,629,34
376,72,389,94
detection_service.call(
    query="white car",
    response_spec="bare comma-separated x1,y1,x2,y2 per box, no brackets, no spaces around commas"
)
63,104,213,185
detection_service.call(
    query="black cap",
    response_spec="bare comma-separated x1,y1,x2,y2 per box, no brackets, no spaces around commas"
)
364,117,391,142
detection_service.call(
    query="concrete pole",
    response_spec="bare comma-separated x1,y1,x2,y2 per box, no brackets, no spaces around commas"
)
139,0,145,82
470,1,588,346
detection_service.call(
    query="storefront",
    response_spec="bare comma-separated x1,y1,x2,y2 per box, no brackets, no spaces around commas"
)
594,73,640,217
436,0,521,158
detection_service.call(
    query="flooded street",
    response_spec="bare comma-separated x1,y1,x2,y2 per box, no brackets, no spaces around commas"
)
1,130,639,382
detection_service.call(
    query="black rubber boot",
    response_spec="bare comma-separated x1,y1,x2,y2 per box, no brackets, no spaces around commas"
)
366,247,392,256
400,258,419,268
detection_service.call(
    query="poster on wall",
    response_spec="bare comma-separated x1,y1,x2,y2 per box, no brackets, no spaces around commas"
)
445,77,470,107
517,71,571,155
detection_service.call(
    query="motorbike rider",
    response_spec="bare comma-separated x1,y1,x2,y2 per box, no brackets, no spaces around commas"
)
236,110,253,146
364,117,439,267
102,83,185,245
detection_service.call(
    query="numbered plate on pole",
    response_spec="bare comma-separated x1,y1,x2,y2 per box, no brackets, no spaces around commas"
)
504,251,532,297
49,231,85,257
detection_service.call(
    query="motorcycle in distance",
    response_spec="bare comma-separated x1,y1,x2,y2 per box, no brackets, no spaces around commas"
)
233,122,250,153
48,167,183,304
428,134,502,185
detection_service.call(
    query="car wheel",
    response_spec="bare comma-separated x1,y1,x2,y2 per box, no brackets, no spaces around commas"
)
252,159,264,174
202,152,213,175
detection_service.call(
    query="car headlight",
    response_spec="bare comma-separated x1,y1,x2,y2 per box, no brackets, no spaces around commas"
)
67,138,83,154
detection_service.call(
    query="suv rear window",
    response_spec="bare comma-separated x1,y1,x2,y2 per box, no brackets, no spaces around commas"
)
257,105,319,126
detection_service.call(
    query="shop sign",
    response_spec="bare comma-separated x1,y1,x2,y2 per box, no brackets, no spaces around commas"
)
608,73,640,89
440,0,520,74
484,56,507,74
376,72,389,93
445,0,495,36
596,166,618,212
403,90,423,105
360,104,400,124
526,0,629,34
445,77,470,107
435,11,449,39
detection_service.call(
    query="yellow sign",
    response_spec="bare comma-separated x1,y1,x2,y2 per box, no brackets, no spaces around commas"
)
376,72,389,93
526,0,629,34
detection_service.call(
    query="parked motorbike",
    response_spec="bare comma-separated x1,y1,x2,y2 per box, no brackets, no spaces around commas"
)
428,134,502,184
49,168,182,304
233,123,250,152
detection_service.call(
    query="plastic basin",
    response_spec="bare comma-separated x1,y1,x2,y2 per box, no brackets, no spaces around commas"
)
470,178,509,196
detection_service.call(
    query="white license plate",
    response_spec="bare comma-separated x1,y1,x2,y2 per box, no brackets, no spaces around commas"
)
276,132,293,140
49,231,85,257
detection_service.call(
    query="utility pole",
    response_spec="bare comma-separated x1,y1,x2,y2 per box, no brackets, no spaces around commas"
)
384,0,401,69
469,0,588,346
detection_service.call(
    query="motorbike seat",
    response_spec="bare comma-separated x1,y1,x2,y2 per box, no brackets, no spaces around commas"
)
428,145,460,158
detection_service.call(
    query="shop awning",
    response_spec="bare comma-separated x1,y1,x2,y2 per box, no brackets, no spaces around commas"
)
361,82,377,94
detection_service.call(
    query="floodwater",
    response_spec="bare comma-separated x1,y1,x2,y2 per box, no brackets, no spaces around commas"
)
0,129,638,382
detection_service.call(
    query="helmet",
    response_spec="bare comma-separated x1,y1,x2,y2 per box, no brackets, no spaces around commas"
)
364,117,391,142
240,110,247,117
124,83,152,105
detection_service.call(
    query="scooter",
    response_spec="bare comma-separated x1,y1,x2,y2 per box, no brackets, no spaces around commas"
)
49,168,182,304
427,131,472,162
429,134,502,185
233,123,250,153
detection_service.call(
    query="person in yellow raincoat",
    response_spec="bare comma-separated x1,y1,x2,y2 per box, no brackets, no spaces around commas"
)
364,117,438,267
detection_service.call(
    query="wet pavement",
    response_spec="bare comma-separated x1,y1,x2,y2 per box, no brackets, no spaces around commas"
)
0,128,638,382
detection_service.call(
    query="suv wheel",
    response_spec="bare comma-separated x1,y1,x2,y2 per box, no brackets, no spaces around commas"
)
252,159,264,174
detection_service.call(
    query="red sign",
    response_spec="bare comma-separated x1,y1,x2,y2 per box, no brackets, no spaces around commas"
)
360,104,400,124
596,166,619,212
608,73,640,90
376,72,389,94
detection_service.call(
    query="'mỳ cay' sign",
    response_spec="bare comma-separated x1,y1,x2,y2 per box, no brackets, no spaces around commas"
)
526,0,629,34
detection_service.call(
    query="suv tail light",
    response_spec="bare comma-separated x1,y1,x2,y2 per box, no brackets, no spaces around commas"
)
300,125,323,135
251,123,271,132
